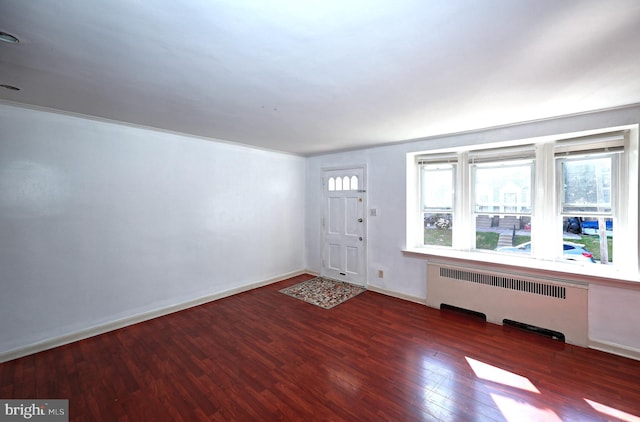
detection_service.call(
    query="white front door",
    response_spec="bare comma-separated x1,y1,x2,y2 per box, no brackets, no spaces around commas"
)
322,168,367,286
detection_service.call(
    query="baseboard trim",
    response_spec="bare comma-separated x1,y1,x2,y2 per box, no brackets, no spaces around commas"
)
0,270,307,363
366,284,426,305
588,339,640,362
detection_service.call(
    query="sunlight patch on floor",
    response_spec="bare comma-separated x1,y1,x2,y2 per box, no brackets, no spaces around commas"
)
491,393,562,421
465,356,539,393
584,398,640,422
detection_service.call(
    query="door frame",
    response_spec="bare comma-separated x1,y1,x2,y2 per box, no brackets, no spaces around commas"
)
320,164,368,286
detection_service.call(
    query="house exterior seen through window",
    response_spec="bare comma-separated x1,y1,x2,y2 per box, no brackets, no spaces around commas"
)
421,163,455,247
412,127,638,275
558,153,617,264
472,159,533,253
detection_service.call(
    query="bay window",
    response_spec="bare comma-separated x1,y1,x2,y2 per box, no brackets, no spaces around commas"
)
411,127,638,276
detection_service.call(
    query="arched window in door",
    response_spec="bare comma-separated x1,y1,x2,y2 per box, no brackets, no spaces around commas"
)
328,177,336,191
326,174,360,191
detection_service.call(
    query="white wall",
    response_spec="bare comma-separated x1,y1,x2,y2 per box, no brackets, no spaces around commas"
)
589,283,640,355
0,103,306,357
306,105,640,357
305,146,428,300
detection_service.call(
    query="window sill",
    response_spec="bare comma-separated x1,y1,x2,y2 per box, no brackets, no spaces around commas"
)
403,247,640,288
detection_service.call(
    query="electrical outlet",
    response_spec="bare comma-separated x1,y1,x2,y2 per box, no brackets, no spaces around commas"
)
378,270,384,278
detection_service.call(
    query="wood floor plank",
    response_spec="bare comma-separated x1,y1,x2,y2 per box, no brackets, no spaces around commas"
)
2,273,640,421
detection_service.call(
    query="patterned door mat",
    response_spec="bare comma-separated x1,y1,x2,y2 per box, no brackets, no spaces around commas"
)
279,277,366,309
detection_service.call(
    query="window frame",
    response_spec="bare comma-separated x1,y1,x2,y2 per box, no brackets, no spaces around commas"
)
470,157,535,252
408,126,639,278
419,161,456,247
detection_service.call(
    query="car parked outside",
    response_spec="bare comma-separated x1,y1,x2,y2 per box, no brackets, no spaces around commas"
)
496,241,596,263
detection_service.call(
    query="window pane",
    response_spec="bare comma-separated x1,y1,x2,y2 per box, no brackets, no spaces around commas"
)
421,164,454,211
343,176,350,190
477,215,531,252
473,161,532,213
335,177,342,191
561,157,612,214
422,164,455,247
424,213,452,247
562,216,612,264
328,177,335,191
350,176,358,190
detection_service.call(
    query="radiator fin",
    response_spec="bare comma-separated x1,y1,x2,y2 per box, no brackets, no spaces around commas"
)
439,267,566,299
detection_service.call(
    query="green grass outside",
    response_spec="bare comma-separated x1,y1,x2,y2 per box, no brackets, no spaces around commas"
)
424,230,613,262
568,235,613,263
424,230,507,249
424,229,504,248
511,234,613,262
476,232,500,249
424,228,452,246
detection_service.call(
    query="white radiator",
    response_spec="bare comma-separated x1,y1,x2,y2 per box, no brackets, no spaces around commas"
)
426,263,588,346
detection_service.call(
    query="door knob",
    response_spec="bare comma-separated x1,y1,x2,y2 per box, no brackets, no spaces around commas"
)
357,218,363,222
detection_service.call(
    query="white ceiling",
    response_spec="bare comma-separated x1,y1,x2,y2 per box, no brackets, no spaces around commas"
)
1,1,640,156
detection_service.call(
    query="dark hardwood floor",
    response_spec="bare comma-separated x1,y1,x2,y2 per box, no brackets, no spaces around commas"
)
2,273,640,421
